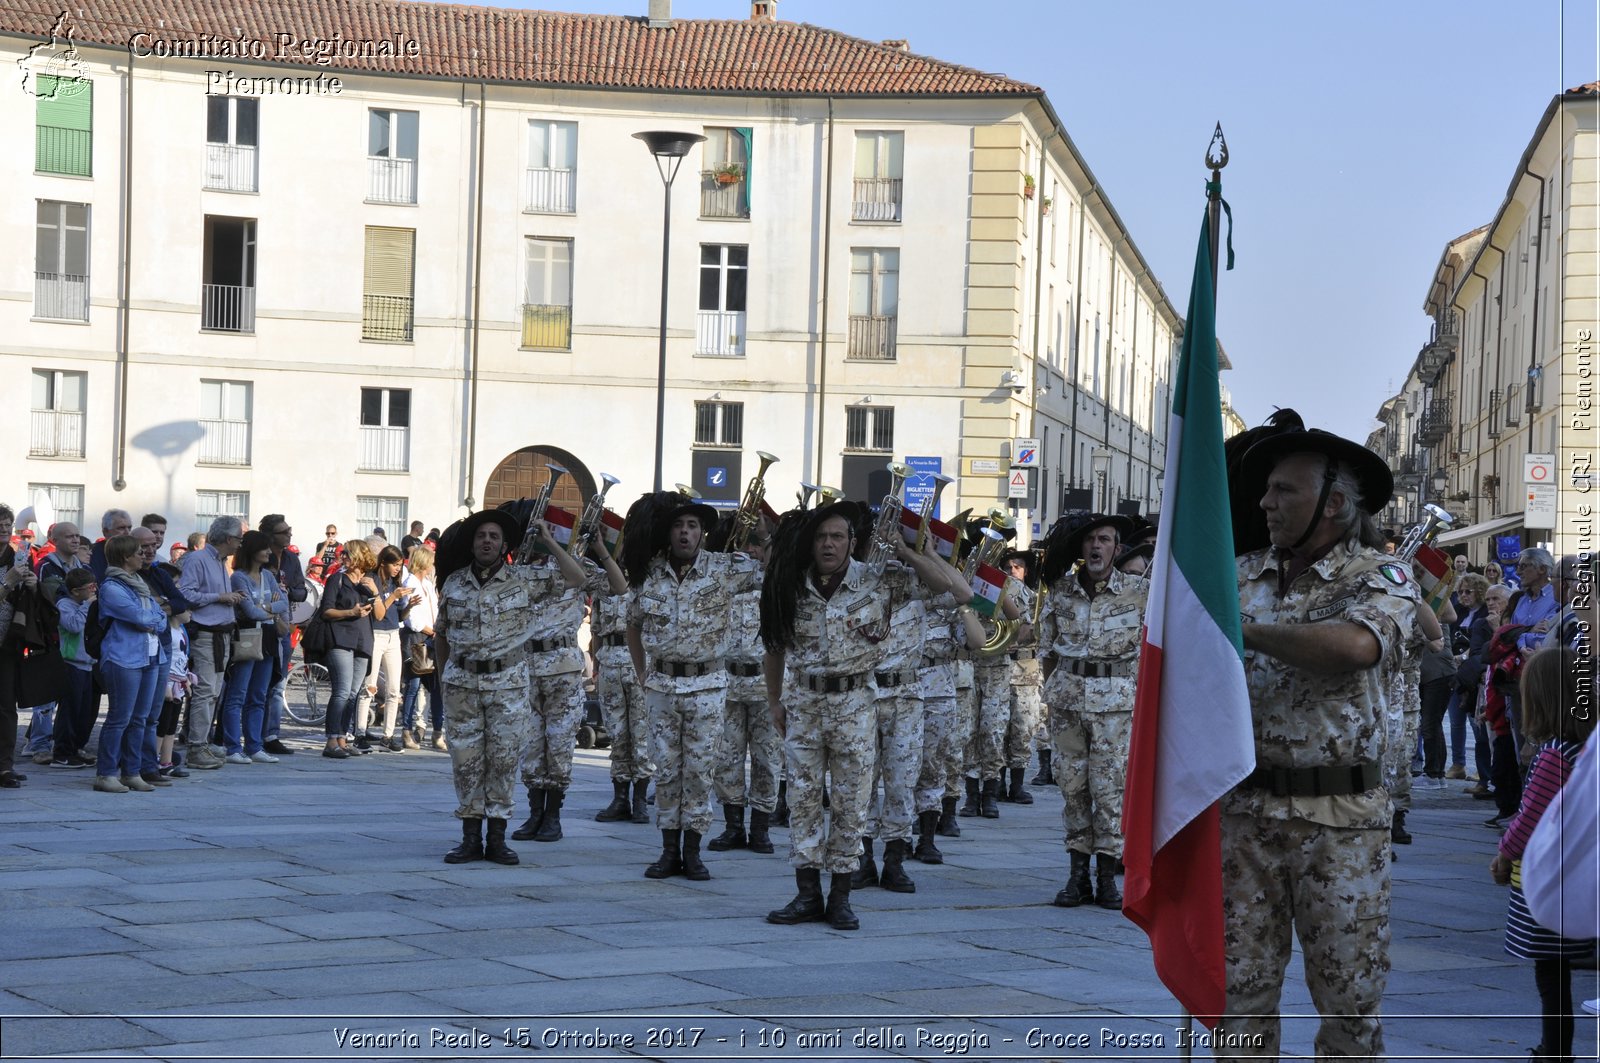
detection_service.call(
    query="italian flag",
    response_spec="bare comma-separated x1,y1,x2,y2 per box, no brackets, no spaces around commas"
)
532,506,576,556
926,519,958,561
1121,214,1255,1026
599,510,625,553
1413,543,1453,613
968,563,1006,617
899,507,923,546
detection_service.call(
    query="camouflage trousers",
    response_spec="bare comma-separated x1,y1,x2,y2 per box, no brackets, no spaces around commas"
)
1217,812,1390,1062
784,688,875,874
713,696,781,812
946,678,978,798
962,658,1013,780
519,671,584,791
915,694,957,814
646,687,724,834
1383,674,1419,813
596,652,652,782
1051,707,1132,857
445,680,531,821
1004,671,1044,768
864,690,924,843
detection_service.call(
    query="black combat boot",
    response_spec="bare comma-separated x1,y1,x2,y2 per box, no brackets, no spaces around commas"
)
1032,748,1054,785
960,776,981,816
772,781,791,826
766,867,825,924
534,788,564,842
444,817,485,864
825,874,860,930
851,837,879,889
644,829,683,878
595,779,630,822
914,809,944,864
707,804,747,851
630,779,651,824
879,839,916,893
980,778,1001,818
511,786,546,840
1053,850,1093,907
681,829,711,880
1008,766,1034,804
747,809,775,854
484,818,520,865
937,796,961,838
1094,853,1123,910
1391,811,1412,845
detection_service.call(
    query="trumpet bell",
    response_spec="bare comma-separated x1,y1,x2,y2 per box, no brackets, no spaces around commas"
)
675,484,702,499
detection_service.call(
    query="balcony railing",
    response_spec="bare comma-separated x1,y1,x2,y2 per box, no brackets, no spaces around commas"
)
847,314,897,361
29,409,85,458
359,425,410,472
34,272,88,320
201,283,256,332
1503,383,1522,427
1416,394,1452,446
204,142,258,192
198,418,251,466
695,310,746,356
1487,389,1503,438
363,294,414,342
525,167,576,213
700,172,748,219
37,125,90,176
521,304,572,349
851,177,903,222
367,156,417,204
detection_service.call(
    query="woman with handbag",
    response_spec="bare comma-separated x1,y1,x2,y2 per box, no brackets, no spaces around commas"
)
217,530,290,765
399,546,442,750
319,540,376,759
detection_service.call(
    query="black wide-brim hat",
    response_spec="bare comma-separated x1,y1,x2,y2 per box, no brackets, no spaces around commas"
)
664,500,721,533
1115,542,1155,568
436,508,524,585
964,516,1018,545
1060,511,1135,561
1240,428,1393,515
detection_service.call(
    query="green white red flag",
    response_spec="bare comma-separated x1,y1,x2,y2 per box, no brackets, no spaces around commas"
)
968,563,1006,617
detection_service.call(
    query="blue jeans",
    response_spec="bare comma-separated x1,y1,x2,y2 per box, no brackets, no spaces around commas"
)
324,648,360,739
221,651,275,756
264,631,293,742
99,660,162,778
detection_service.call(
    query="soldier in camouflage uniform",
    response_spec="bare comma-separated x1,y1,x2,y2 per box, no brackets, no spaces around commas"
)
591,586,654,824
942,653,976,837
761,501,948,930
511,535,625,844
1382,593,1444,847
1220,428,1418,1061
625,494,760,881
434,511,548,866
1038,512,1147,910
1000,550,1044,804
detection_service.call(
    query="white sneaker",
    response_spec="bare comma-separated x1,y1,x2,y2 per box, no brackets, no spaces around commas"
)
225,752,252,765
250,751,279,764
1582,998,1599,1016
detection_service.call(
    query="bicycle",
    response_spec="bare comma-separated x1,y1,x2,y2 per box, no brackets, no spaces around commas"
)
283,649,329,726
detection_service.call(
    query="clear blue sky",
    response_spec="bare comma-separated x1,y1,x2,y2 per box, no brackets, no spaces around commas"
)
483,0,1596,441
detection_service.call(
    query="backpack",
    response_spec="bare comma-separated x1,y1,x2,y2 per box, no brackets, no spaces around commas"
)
83,600,109,662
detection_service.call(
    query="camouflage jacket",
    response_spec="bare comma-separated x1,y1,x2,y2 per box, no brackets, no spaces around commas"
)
438,563,542,692
1039,567,1149,712
629,550,760,693
786,558,889,682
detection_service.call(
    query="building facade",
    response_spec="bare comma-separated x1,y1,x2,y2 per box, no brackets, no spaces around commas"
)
3,1,1191,542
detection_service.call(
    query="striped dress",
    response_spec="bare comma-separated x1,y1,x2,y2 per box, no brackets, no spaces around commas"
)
1501,738,1596,959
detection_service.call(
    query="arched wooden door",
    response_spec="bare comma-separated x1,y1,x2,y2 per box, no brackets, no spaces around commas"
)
483,446,594,516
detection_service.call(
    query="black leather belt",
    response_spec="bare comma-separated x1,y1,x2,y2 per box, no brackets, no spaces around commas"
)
597,632,628,648
874,669,911,688
454,655,508,675
1067,658,1136,678
528,635,574,653
726,661,762,678
802,672,868,694
655,659,715,679
1241,761,1382,798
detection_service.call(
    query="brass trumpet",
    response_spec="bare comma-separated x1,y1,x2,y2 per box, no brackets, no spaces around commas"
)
570,472,621,560
728,451,779,552
797,483,819,509
514,462,567,563
865,461,913,569
913,473,955,554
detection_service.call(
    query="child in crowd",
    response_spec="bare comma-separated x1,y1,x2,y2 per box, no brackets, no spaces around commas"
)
1490,645,1597,1063
52,568,99,768
159,617,196,778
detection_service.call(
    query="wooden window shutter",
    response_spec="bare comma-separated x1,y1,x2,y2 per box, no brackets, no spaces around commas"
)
364,226,414,298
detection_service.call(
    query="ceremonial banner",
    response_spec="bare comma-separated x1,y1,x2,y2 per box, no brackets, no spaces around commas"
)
927,519,958,560
1414,543,1453,613
968,563,1006,617
531,506,576,556
599,510,624,553
899,507,923,546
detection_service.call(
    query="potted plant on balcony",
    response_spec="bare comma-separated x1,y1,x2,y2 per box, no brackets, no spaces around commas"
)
713,163,744,186
1040,195,1053,216
1022,173,1036,200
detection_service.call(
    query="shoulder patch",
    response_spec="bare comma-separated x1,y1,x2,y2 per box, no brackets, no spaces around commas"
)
1378,563,1409,587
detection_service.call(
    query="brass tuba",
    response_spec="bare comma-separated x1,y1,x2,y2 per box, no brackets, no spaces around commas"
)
975,510,1021,655
513,462,567,563
865,461,913,568
727,451,778,552
570,472,621,560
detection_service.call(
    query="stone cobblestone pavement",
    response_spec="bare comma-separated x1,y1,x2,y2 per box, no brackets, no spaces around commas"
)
2,714,1597,1061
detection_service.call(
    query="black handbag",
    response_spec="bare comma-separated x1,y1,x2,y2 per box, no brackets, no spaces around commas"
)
300,615,334,661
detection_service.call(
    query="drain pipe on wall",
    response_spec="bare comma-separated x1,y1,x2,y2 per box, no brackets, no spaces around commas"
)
112,53,135,491
1521,165,1547,453
463,81,486,510
813,96,835,485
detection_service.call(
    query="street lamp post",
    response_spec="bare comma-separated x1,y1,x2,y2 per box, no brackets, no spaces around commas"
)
1091,448,1113,513
634,130,707,493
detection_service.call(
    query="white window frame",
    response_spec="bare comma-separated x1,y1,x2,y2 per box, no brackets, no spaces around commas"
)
195,489,250,535
525,119,577,213
35,199,89,321
29,369,86,459
198,379,252,466
357,496,408,544
28,482,84,530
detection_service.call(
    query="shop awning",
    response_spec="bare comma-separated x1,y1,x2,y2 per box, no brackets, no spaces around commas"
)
1434,512,1523,547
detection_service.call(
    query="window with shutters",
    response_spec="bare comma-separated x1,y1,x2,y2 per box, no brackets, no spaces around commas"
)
196,490,249,535
700,126,751,219
693,401,743,447
522,237,572,349
204,96,258,192
36,74,91,176
696,245,747,356
368,109,418,204
526,120,577,213
28,483,84,530
363,227,415,341
201,216,256,332
852,132,903,222
35,200,89,321
848,248,898,360
29,369,86,459
358,496,408,543
359,388,411,472
199,380,252,466
845,406,894,452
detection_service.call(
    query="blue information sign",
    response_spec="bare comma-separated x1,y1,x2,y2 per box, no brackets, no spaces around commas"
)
706,467,728,489
903,456,944,521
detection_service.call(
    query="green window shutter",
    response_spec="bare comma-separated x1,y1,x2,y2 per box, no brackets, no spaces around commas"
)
36,76,92,176
735,127,752,212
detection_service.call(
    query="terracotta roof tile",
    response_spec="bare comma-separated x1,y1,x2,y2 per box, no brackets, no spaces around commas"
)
4,0,1041,96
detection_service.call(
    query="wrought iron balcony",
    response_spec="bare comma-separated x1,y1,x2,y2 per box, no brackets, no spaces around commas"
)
1415,394,1452,446
1394,454,1424,487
